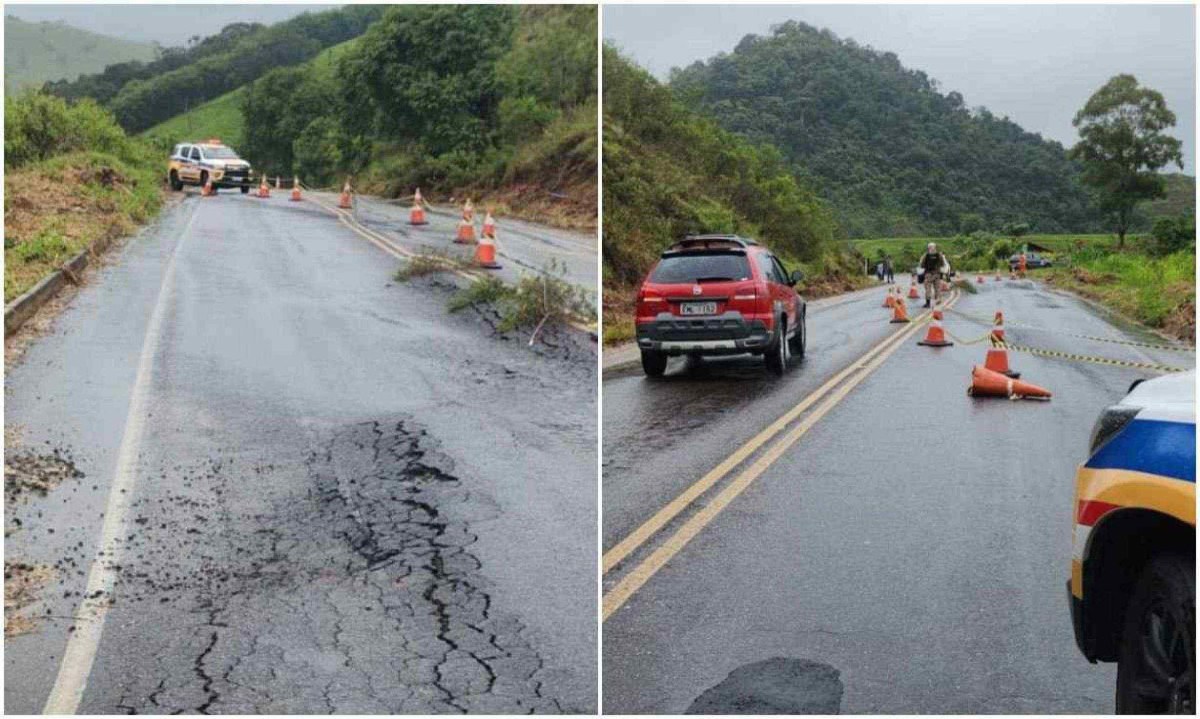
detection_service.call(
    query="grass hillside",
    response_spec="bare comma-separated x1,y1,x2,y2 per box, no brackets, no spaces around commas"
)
1142,173,1196,224
140,36,359,151
4,16,157,93
5,93,164,302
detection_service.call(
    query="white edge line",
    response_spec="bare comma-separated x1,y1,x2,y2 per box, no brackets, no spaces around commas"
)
42,202,199,715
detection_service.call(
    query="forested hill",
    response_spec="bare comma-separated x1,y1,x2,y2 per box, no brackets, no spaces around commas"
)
43,5,384,133
669,21,1101,237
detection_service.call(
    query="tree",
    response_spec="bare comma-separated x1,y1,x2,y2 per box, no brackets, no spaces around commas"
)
1069,75,1183,247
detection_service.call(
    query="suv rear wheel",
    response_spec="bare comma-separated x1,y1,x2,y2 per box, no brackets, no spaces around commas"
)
169,170,183,192
641,349,668,378
1116,552,1195,714
241,185,250,194
764,317,788,376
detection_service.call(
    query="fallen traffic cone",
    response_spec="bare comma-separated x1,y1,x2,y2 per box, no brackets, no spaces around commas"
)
481,209,496,239
474,232,502,269
968,365,1051,400
918,306,953,346
983,341,1020,378
908,282,919,299
890,295,910,323
409,188,427,225
338,179,352,209
257,176,270,198
290,177,302,202
455,218,476,244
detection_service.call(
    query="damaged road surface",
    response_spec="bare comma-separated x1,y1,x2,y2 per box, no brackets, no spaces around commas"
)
4,191,596,713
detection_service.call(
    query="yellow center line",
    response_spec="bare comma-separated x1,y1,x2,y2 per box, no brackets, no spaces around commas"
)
601,292,960,621
602,293,950,574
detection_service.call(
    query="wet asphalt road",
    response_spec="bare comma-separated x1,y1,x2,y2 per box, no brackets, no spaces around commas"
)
602,278,1194,714
5,189,596,713
318,193,597,302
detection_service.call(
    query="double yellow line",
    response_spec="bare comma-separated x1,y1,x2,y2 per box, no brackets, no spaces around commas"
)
601,290,961,620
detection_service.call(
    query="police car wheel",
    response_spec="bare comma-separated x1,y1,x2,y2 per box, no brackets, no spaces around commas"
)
169,171,183,192
1116,553,1195,715
241,186,250,195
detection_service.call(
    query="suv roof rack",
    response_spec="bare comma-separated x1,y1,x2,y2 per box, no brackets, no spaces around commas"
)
665,234,758,253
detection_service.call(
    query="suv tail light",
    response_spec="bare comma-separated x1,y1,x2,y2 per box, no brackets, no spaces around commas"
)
636,288,665,317
725,282,758,316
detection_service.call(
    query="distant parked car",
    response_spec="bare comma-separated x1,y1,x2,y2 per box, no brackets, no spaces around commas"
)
1010,252,1052,270
635,234,806,377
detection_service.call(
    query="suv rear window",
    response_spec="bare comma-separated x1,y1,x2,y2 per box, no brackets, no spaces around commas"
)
650,252,752,283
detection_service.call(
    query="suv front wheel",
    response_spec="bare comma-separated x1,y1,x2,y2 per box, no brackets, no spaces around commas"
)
788,309,806,359
169,171,183,192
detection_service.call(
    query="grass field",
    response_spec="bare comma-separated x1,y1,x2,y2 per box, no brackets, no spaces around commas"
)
4,16,157,93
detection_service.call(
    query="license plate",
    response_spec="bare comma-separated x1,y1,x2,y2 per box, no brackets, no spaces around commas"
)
680,301,717,316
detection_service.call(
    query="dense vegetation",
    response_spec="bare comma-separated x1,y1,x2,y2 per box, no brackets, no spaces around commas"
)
235,5,596,224
603,46,870,342
669,21,1104,238
44,6,383,133
5,16,157,94
4,92,163,301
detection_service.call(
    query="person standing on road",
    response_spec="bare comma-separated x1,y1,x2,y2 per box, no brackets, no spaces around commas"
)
883,255,895,284
919,242,949,307
1018,251,1028,278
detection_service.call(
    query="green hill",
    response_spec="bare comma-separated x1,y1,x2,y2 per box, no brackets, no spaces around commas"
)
1142,173,1196,223
669,21,1102,238
4,16,157,93
46,6,384,133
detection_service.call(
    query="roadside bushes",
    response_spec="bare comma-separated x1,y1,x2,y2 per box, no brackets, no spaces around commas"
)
5,91,131,169
1149,213,1195,257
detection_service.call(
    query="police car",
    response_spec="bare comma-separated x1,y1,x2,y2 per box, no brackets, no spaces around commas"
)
167,139,254,193
1069,370,1195,713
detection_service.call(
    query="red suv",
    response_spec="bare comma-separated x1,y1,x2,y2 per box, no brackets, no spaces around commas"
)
635,235,806,377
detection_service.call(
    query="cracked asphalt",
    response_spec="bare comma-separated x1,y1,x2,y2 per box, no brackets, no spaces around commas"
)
602,278,1193,714
4,189,596,713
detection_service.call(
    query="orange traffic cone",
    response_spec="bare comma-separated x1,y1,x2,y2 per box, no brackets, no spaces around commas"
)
984,341,1020,378
991,310,1006,342
290,177,302,202
202,177,214,197
918,305,953,346
890,295,910,323
968,365,1051,400
976,274,984,284
883,288,896,308
258,176,270,199
455,219,476,244
474,232,502,269
409,188,427,225
338,179,352,209
482,209,496,239
908,282,919,299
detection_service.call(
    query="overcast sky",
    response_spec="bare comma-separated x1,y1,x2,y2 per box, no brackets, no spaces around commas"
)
6,5,336,47
604,4,1196,172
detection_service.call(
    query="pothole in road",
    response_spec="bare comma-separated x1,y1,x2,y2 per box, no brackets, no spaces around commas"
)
96,418,567,714
686,657,844,715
